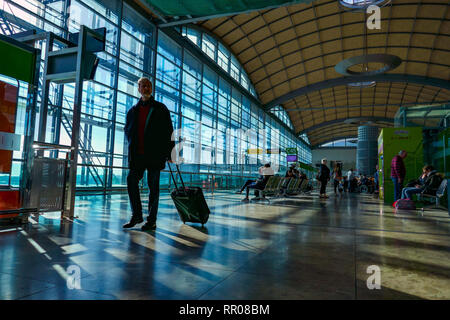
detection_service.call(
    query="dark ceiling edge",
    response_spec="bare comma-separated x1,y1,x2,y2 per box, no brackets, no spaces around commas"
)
129,0,167,23
264,75,450,111
155,0,316,28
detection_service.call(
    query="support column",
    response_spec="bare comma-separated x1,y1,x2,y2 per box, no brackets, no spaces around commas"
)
64,26,87,219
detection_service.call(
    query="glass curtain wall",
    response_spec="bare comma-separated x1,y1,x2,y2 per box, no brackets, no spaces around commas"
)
0,0,312,191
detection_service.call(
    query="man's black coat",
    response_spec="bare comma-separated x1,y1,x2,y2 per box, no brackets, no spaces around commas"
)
124,96,175,170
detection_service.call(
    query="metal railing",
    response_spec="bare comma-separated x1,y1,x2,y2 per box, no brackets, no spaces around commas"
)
74,163,257,194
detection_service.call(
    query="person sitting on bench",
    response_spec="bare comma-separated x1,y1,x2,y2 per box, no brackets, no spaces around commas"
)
241,163,274,202
401,165,442,199
237,163,271,194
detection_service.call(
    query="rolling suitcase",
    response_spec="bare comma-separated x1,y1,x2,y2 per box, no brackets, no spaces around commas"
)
393,198,416,210
168,163,210,226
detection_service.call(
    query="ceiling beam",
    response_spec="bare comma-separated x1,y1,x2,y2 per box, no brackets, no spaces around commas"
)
264,75,450,111
311,136,358,149
300,117,395,135
279,100,450,112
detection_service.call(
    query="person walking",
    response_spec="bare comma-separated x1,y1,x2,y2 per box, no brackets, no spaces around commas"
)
332,164,342,195
123,77,175,231
391,150,407,202
317,158,330,198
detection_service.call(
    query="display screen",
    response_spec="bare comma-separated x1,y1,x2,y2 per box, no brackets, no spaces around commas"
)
287,155,298,162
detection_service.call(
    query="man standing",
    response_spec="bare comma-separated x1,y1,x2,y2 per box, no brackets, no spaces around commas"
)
318,158,330,198
123,77,174,231
390,150,407,202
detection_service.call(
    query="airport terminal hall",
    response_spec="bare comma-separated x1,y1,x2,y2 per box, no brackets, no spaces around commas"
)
0,0,449,301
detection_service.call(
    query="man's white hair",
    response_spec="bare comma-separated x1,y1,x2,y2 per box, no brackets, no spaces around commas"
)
138,77,152,85
321,158,327,163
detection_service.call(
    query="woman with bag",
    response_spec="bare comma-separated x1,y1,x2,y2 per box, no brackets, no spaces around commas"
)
332,164,343,195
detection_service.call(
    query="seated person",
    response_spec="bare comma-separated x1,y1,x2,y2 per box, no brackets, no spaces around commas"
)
406,169,428,188
282,168,296,193
421,167,444,196
360,175,368,186
299,171,307,180
367,176,375,193
285,167,296,178
236,163,272,194
401,165,443,199
242,163,274,202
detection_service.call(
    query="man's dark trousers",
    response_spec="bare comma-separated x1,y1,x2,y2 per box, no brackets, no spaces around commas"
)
392,177,403,202
127,155,161,224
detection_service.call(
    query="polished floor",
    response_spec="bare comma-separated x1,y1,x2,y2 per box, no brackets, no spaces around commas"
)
0,189,449,300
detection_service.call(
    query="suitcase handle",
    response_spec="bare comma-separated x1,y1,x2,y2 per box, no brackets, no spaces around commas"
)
168,162,187,192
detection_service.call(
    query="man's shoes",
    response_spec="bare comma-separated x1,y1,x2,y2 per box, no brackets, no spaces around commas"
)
251,196,262,201
122,216,144,228
141,222,156,231
241,198,249,202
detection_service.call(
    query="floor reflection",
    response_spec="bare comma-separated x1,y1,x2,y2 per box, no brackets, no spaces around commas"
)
0,190,449,299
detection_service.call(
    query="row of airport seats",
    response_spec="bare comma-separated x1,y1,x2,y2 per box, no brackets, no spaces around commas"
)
255,176,311,204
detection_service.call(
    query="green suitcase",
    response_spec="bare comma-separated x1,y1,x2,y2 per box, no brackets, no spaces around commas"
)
168,163,210,226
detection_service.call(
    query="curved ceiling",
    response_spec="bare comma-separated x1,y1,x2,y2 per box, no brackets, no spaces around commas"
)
197,0,450,146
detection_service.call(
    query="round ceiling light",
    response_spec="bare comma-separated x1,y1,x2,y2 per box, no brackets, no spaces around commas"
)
347,81,377,88
335,54,402,76
339,0,391,10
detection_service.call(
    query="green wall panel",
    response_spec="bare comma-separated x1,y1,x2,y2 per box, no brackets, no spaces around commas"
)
378,127,424,204
0,38,36,84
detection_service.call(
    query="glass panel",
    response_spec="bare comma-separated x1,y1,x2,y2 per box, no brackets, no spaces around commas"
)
157,31,182,66
69,0,119,56
81,82,114,120
155,80,179,113
182,72,201,100
156,55,181,89
201,33,216,60
116,92,138,124
181,94,201,121
183,27,201,47
217,43,229,72
122,2,154,44
120,32,154,75
183,51,202,79
204,66,218,91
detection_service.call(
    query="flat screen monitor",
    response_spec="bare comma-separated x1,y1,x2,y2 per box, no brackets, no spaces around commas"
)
286,155,297,162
